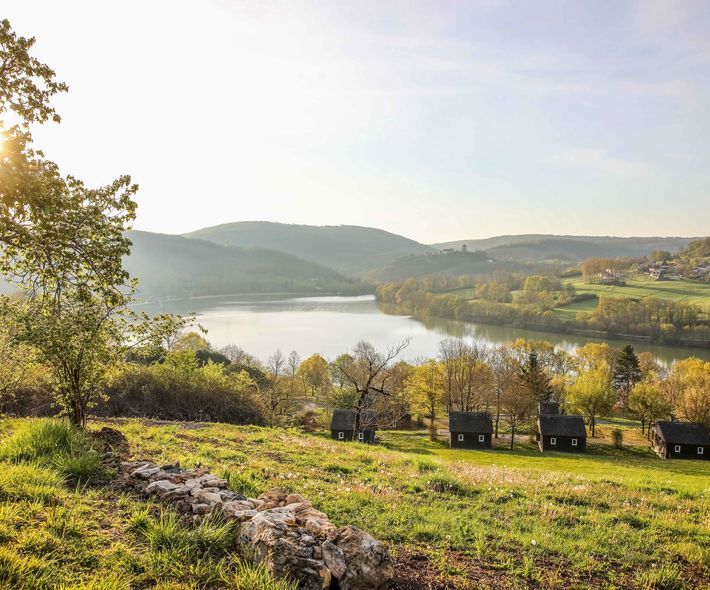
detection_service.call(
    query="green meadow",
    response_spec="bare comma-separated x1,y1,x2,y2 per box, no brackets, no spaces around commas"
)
1,418,708,589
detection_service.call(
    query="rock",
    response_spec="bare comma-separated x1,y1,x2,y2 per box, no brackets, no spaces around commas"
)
334,526,394,590
145,479,180,497
321,540,347,580
191,503,211,515
223,500,256,513
131,465,162,480
193,490,222,506
239,514,331,590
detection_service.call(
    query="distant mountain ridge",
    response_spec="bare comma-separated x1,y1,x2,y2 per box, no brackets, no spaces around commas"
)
123,230,367,299
432,235,698,262
183,221,436,276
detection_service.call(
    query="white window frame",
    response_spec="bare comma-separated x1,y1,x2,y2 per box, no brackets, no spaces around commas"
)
457,434,464,442
337,432,344,440
699,447,705,455
572,438,578,447
478,434,485,443
674,445,681,453
358,432,364,441
550,437,557,446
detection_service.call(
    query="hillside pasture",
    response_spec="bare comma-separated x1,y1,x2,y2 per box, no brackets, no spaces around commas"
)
2,418,706,590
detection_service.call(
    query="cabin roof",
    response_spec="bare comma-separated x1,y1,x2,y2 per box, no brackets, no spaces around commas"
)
538,415,587,438
655,421,710,445
330,409,376,431
449,412,493,434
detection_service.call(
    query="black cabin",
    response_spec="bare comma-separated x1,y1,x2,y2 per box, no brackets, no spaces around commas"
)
652,421,710,460
449,411,493,449
538,415,587,453
330,409,376,444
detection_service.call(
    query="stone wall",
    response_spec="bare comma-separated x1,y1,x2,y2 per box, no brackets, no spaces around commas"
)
121,460,393,590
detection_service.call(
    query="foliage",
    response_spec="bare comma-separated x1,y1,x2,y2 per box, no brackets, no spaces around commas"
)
567,362,615,436
100,351,267,425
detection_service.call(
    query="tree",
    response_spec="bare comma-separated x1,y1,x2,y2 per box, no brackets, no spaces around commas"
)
407,359,444,440
519,351,553,405
335,340,409,440
567,363,615,436
612,345,642,412
0,20,187,427
174,331,210,352
298,354,331,398
500,377,536,450
628,381,669,435
674,360,710,427
490,346,518,438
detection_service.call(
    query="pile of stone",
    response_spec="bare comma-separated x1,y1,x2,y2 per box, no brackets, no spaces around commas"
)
120,460,393,590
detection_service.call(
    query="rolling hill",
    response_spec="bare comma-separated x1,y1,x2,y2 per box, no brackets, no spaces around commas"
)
183,221,436,276
123,230,368,299
433,235,698,262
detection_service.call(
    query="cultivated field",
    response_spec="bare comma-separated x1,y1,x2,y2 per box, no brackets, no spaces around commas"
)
558,278,710,316
1,418,708,589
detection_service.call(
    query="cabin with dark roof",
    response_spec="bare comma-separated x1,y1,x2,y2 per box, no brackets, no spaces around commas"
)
330,409,376,444
538,415,586,452
652,421,710,460
449,412,493,449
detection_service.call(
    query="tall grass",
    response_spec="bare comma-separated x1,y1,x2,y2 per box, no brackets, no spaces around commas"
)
0,420,104,483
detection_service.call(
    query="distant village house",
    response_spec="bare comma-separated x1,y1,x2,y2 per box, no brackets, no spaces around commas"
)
537,414,587,453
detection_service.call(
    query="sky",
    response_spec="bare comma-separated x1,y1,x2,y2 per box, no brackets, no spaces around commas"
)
3,0,710,243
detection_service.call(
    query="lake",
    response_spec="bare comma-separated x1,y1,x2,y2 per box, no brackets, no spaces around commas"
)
140,294,710,364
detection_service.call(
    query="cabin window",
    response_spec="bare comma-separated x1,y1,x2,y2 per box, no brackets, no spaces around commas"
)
358,432,364,441
699,447,705,455
457,434,464,442
674,445,681,453
572,438,578,447
478,434,485,443
550,437,557,446
338,432,344,440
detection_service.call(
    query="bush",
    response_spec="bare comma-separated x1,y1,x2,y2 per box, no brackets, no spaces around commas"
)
0,420,104,483
612,429,624,449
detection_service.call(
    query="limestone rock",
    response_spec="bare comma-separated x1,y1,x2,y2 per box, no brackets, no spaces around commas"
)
334,525,394,590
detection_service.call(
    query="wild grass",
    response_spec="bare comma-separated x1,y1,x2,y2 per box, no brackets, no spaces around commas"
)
0,417,708,589
0,420,104,483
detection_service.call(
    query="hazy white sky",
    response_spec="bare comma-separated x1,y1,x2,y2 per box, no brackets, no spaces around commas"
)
4,0,710,243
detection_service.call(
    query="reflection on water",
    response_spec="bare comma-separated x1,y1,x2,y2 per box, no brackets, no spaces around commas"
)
137,294,710,364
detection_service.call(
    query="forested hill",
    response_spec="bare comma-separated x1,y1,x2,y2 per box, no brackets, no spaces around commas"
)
123,231,368,299
183,221,436,276
433,235,697,262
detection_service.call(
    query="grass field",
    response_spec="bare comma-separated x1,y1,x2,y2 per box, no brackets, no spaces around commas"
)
1,418,708,589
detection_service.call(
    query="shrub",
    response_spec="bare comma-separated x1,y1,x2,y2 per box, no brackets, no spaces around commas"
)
0,545,53,590
0,463,65,502
0,420,104,483
612,429,624,449
220,561,299,590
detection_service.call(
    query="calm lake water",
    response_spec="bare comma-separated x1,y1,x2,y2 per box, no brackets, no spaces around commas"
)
140,294,710,364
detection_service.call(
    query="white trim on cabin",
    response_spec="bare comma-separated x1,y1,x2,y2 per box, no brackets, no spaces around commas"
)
550,437,557,446
478,434,485,443
358,432,364,441
674,445,681,453
457,434,464,442
338,432,344,440
571,438,578,447
699,447,705,455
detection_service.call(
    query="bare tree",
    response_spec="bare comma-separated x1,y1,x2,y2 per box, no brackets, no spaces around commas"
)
219,344,262,369
490,346,518,438
335,340,409,440
500,377,536,450
438,339,492,412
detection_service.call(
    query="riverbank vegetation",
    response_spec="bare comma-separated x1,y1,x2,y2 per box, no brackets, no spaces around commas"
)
376,272,710,347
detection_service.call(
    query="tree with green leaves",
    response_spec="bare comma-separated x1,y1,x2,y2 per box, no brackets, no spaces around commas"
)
406,359,444,440
628,381,669,435
612,345,642,412
567,362,615,436
0,20,188,426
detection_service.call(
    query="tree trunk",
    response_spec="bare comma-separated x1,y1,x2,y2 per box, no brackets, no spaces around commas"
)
510,423,515,450
591,417,595,437
641,418,645,434
429,416,437,441
495,393,500,438
69,397,84,428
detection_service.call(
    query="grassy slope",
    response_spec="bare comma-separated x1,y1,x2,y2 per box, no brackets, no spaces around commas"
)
554,278,710,321
3,418,707,589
